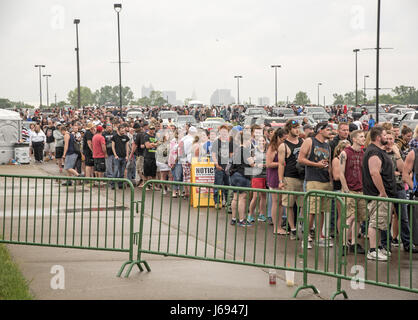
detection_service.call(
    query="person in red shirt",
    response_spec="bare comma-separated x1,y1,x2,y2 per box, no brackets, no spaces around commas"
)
92,125,107,180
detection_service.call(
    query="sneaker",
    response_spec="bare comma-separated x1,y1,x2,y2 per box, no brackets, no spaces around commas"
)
238,219,253,227
267,217,273,225
349,243,366,254
367,249,388,261
379,246,391,257
247,215,255,223
230,218,237,226
257,214,267,222
317,238,334,247
301,241,313,249
404,244,418,253
391,238,399,247
290,229,298,240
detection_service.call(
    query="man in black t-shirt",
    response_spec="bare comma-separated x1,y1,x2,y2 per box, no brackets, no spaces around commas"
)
143,123,158,188
111,124,130,189
129,122,148,187
362,126,397,261
44,120,56,161
83,122,96,178
103,123,116,178
211,125,233,209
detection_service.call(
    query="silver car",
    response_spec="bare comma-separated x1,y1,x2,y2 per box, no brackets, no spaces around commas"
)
399,112,418,130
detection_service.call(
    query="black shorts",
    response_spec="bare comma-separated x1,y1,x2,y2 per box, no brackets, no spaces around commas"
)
94,158,106,173
143,157,157,177
85,154,94,167
55,147,64,159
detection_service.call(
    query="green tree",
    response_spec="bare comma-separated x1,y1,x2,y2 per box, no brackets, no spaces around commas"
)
136,96,151,106
0,98,13,109
332,93,344,105
392,85,418,104
94,85,135,106
67,86,95,107
293,91,310,105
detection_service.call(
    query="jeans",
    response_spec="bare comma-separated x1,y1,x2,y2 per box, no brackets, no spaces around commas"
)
105,155,115,179
214,169,230,204
381,189,411,248
171,163,183,191
127,155,136,181
113,157,127,187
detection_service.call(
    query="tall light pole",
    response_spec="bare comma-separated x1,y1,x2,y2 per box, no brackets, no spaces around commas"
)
74,19,81,112
376,0,381,123
114,3,123,116
34,65,45,108
317,83,322,107
353,49,360,108
43,74,51,108
271,65,281,107
363,75,369,104
234,75,242,105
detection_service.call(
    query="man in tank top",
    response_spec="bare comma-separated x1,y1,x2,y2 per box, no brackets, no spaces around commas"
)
339,130,366,255
298,121,333,249
278,119,304,240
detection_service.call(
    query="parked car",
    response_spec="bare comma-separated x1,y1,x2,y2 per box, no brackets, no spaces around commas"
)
271,107,295,117
399,112,418,130
244,107,268,117
199,118,226,130
176,115,197,128
158,111,179,121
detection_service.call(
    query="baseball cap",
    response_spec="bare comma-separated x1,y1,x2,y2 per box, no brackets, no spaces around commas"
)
133,123,141,129
303,124,313,131
232,125,243,132
96,125,103,133
315,121,331,133
189,126,198,134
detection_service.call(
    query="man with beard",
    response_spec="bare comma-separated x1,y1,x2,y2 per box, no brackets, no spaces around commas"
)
362,127,397,261
278,119,304,240
298,121,333,249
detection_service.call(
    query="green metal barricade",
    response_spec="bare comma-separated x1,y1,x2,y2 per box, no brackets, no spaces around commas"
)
294,190,418,299
120,180,307,278
0,174,136,276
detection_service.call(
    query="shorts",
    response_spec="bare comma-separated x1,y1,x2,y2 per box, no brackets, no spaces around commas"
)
368,200,392,231
345,191,367,222
45,142,55,153
136,155,144,176
251,177,266,189
182,163,191,182
55,146,64,159
144,157,157,177
282,177,304,208
306,180,333,215
84,154,94,167
64,153,78,170
230,172,251,193
156,161,171,172
94,158,106,173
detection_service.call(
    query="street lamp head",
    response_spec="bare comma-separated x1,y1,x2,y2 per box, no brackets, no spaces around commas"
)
43,74,51,77
114,3,122,12
365,75,370,78
35,65,45,68
318,82,322,86
353,49,360,53
234,75,242,78
271,65,281,68
74,19,80,24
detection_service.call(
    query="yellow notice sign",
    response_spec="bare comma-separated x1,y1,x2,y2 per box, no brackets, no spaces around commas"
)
190,157,216,208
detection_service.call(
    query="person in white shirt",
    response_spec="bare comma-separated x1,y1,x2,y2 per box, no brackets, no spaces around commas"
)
29,124,46,163
180,126,197,197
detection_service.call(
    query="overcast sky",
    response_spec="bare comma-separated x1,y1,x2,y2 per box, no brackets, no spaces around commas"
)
1,0,417,106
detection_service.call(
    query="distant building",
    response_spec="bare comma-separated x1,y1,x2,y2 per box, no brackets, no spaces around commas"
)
141,84,154,98
258,97,270,106
210,89,235,106
162,91,178,105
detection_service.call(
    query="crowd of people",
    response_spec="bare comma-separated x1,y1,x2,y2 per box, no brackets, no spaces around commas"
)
18,104,418,261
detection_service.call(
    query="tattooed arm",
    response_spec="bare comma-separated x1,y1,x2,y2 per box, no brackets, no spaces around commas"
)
339,151,350,193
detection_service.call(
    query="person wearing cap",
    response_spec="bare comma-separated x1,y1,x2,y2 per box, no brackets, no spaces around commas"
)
298,121,334,249
53,123,65,173
103,123,116,180
278,119,305,239
303,124,314,137
111,124,130,189
143,123,158,189
92,125,107,183
82,122,96,178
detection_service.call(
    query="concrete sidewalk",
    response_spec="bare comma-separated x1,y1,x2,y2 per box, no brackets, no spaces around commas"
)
1,162,417,300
